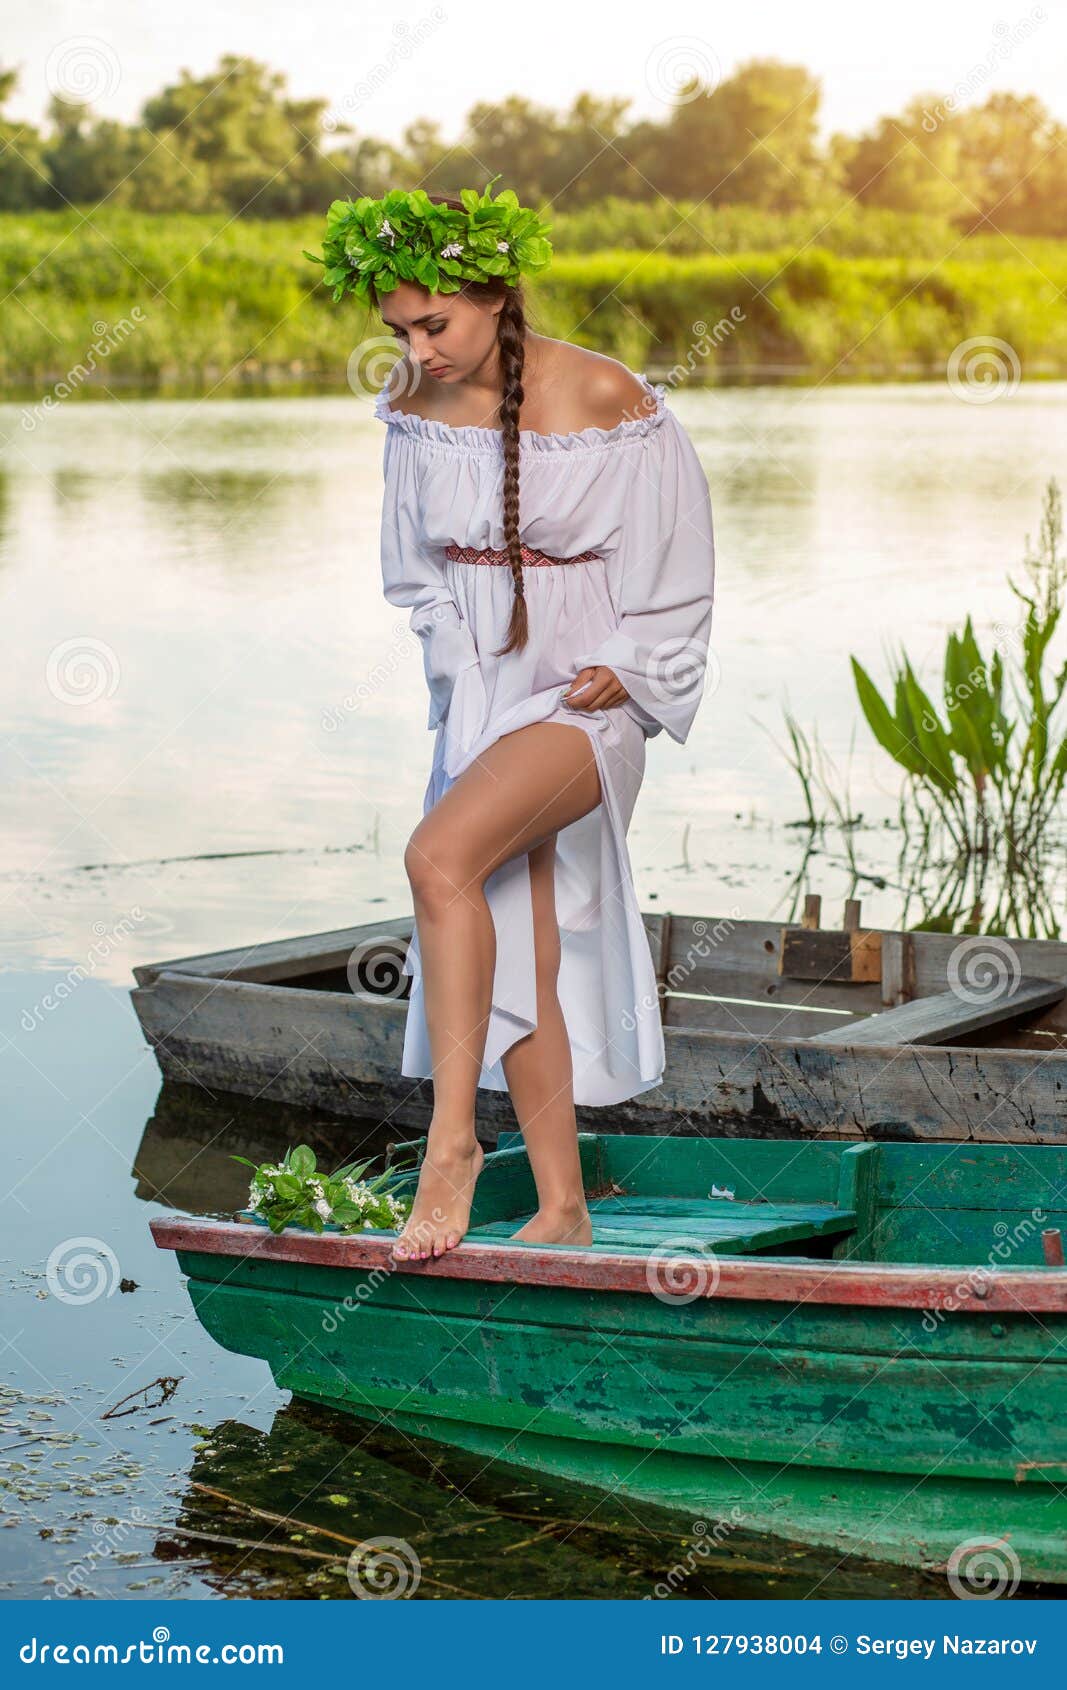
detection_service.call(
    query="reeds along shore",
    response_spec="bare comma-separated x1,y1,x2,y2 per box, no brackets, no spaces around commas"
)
4,208,1067,392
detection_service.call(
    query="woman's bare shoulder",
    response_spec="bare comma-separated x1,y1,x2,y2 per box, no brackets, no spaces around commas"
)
556,345,659,428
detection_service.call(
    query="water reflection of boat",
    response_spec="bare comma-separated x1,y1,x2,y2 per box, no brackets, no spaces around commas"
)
151,1130,1067,1584
131,1083,402,1214
130,901,1067,1139
160,1401,961,1599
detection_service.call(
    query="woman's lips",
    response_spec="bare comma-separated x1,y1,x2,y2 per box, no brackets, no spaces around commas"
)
426,364,449,376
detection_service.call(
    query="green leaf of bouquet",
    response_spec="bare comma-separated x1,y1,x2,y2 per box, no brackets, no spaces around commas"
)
414,254,439,290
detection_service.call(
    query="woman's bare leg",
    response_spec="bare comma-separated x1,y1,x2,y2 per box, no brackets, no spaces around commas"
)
503,835,592,1247
393,721,602,1261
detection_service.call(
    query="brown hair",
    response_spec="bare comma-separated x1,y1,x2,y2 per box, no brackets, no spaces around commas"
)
371,191,531,657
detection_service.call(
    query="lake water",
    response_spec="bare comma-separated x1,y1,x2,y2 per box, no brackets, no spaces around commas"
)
2,382,1065,1598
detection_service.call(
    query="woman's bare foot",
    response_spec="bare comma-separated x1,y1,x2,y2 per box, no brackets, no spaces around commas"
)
510,1200,593,1248
391,1135,485,1261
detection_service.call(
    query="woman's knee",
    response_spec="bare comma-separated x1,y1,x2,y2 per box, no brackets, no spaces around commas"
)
404,825,484,909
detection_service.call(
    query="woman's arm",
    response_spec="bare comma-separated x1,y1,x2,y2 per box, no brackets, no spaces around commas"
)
379,426,481,732
572,409,716,744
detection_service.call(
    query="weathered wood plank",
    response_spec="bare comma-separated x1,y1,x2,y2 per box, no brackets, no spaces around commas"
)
659,914,1067,1031
132,915,415,987
811,975,1065,1047
151,1214,1067,1312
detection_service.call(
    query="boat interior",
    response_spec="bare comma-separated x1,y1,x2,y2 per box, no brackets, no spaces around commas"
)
162,896,1067,1054
300,1132,1067,1270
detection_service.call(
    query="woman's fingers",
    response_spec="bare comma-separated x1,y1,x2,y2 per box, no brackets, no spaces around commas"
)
562,666,597,703
564,666,629,711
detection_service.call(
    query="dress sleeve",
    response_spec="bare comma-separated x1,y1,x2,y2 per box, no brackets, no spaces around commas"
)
379,425,481,732
575,409,715,744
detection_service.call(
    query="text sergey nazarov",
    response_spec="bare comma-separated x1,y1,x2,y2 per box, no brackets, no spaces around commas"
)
658,1634,1038,1658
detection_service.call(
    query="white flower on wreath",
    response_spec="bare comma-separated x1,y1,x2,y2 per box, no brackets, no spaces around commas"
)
496,240,509,253
440,241,464,259
314,1197,332,1221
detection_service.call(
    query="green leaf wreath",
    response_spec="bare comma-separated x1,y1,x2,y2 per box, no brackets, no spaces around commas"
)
303,173,554,304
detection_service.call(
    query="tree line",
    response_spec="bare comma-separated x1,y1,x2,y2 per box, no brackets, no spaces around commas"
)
0,52,1064,236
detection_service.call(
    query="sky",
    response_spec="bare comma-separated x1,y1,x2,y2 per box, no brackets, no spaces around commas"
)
4,0,1066,140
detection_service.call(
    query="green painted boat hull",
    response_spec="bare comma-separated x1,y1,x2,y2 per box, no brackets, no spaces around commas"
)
158,1134,1067,1582
177,1255,1067,1581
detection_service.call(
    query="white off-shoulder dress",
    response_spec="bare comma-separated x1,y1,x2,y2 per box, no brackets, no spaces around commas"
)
374,371,715,1107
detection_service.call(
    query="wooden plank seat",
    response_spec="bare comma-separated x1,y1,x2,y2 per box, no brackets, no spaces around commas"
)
809,974,1065,1048
469,1195,857,1255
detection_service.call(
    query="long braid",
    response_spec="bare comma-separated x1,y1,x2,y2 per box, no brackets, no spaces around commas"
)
492,287,529,656
375,189,533,655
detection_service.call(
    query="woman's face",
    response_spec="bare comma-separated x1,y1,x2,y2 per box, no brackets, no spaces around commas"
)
378,282,504,386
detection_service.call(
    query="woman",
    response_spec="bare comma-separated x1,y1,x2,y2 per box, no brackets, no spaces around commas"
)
310,178,715,1262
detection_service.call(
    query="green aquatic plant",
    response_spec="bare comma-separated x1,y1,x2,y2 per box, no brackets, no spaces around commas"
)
778,479,1067,936
231,1144,413,1236
850,478,1067,866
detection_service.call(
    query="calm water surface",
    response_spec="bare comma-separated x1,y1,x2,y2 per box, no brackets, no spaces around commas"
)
2,384,1065,1598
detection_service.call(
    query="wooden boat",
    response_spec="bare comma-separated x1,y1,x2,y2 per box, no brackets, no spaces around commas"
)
150,1130,1067,1583
131,893,1067,1141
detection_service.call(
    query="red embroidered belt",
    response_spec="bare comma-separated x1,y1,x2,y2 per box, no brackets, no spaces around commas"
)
445,542,602,567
